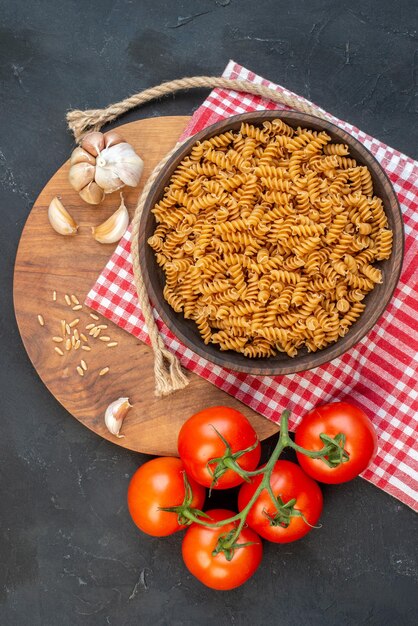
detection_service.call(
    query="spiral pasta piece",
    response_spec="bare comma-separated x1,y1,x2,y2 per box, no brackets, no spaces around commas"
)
240,122,269,143
323,143,349,156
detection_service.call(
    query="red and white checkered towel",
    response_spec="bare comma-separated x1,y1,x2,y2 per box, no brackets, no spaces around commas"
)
86,61,418,511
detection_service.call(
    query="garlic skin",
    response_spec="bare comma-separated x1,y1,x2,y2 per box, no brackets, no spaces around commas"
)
68,130,143,205
94,143,143,193
92,194,129,244
104,397,132,438
79,181,105,205
70,146,95,166
81,131,105,156
48,197,78,235
68,162,95,192
102,130,125,149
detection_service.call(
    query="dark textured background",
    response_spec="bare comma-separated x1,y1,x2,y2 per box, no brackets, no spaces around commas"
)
1,0,417,624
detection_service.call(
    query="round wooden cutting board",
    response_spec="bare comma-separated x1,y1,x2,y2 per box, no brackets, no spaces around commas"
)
13,116,278,456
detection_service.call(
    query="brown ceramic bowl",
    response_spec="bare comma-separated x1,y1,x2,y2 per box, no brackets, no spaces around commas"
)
139,111,404,375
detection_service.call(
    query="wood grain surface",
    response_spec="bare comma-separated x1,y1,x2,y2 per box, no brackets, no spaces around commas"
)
13,116,279,456
139,111,404,375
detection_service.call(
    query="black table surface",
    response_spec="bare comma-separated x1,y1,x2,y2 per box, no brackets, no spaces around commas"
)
1,1,417,624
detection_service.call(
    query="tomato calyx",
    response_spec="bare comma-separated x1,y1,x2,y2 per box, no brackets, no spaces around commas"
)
261,492,319,530
212,528,259,562
262,495,302,528
290,431,350,468
159,472,209,526
318,433,350,467
206,426,260,490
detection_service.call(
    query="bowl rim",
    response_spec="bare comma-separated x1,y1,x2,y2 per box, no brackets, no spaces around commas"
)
139,110,404,375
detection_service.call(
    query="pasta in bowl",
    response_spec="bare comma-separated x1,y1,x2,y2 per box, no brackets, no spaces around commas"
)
139,111,403,375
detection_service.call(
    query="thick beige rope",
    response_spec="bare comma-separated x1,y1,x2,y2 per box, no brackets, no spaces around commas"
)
130,142,189,396
67,76,329,396
67,76,330,142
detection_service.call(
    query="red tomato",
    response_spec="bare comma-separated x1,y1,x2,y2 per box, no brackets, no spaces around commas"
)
182,509,263,590
295,402,377,484
238,460,323,543
178,406,261,489
127,457,205,537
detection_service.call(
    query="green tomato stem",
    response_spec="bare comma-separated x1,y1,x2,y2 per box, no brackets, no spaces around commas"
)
221,420,288,548
288,434,349,465
287,440,335,458
189,411,290,540
182,507,243,527
186,410,345,554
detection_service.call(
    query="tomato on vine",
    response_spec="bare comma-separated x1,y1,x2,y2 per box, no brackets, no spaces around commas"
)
178,406,261,489
124,405,377,590
238,460,323,543
182,509,263,590
294,402,377,483
127,457,206,537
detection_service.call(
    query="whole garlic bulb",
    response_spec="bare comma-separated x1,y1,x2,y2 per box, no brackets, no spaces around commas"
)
68,131,144,205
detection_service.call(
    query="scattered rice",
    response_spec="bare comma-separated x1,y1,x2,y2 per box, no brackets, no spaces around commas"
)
49,292,119,371
37,314,45,327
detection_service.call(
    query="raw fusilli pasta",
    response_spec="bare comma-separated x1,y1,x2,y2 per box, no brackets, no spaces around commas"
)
148,120,393,358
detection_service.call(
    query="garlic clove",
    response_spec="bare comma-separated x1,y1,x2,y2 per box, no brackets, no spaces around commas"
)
92,194,129,243
81,131,105,156
94,165,125,194
115,159,144,187
109,143,144,187
104,397,132,438
70,146,96,166
79,181,106,205
48,196,78,235
103,130,124,148
94,143,144,193
68,162,95,192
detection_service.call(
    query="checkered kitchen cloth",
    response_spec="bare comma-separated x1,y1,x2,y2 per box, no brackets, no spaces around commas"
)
86,61,418,511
